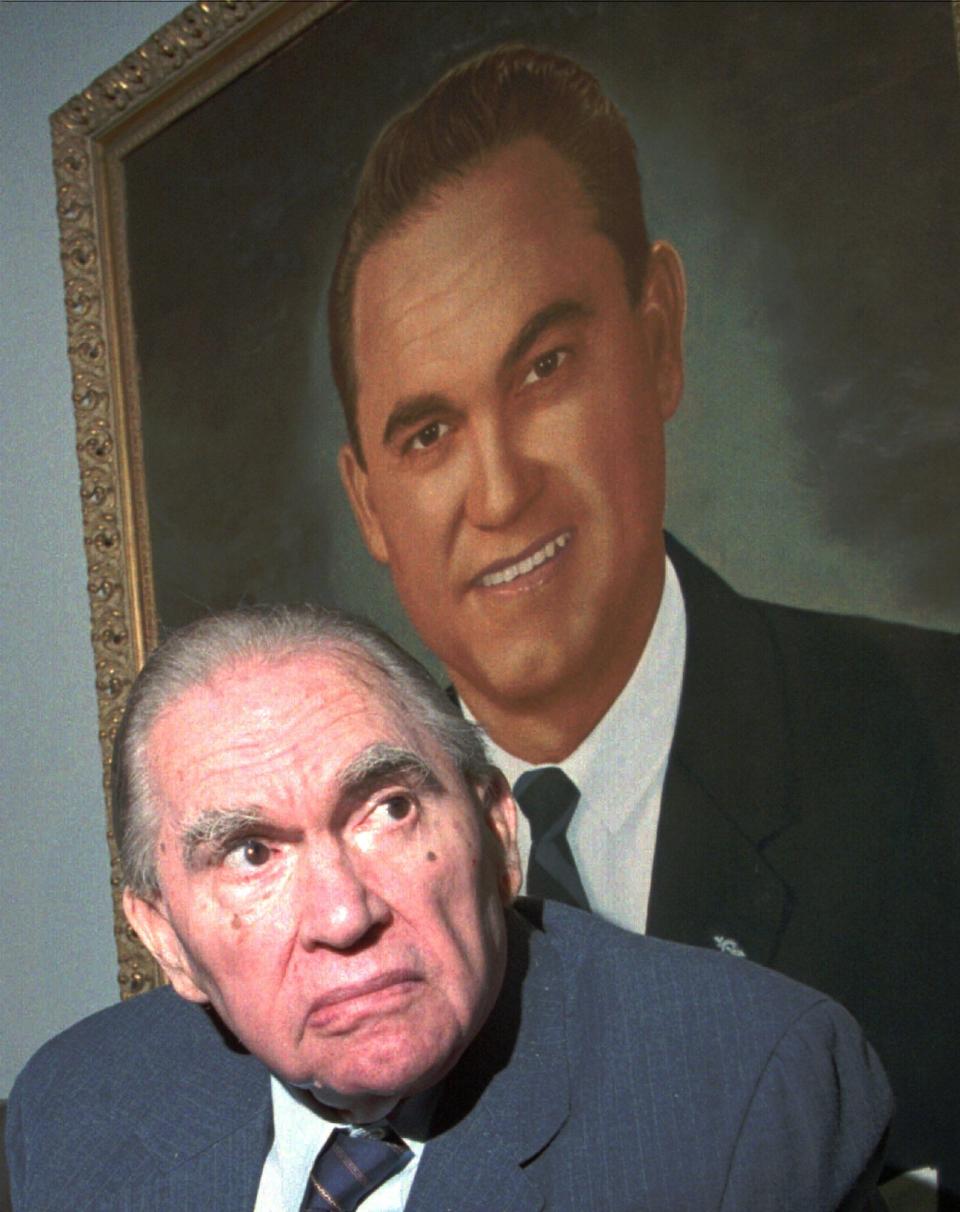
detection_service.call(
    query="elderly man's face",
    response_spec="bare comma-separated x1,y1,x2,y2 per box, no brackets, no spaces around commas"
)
340,137,684,740
124,651,520,1119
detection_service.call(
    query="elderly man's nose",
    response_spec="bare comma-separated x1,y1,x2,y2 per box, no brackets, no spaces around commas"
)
297,850,389,951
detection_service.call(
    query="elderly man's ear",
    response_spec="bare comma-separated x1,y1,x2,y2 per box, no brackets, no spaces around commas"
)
122,887,209,1005
476,769,523,905
638,240,686,422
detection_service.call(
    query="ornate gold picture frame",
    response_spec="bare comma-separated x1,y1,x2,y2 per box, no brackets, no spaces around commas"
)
52,1,960,995
50,0,339,993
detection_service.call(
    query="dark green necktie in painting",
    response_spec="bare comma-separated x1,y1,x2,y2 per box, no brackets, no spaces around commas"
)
514,767,590,911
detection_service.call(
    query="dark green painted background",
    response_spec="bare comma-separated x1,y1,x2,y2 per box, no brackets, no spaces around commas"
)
125,0,960,675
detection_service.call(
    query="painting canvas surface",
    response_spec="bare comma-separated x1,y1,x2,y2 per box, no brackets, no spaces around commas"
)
121,0,960,681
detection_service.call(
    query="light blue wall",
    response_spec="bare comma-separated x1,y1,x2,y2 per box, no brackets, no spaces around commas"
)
1,0,187,1097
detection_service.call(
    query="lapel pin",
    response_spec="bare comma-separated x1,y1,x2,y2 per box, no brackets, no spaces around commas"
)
713,935,746,958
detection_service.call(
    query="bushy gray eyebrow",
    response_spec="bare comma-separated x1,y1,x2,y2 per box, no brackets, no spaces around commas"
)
179,804,268,871
175,743,444,870
337,742,445,804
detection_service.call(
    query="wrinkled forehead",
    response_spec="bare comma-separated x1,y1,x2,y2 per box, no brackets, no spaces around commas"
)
151,649,370,734
143,650,467,820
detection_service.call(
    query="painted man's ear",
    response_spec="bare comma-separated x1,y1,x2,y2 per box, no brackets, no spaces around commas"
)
338,443,390,565
477,769,523,905
637,240,686,421
122,887,209,1004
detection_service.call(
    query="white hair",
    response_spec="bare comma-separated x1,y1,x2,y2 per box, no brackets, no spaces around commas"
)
112,606,492,898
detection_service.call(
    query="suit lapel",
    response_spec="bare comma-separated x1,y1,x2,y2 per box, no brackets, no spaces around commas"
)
648,757,791,963
407,908,567,1212
408,1115,545,1212
649,538,796,965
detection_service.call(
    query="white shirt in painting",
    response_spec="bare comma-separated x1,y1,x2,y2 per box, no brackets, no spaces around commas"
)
475,555,686,933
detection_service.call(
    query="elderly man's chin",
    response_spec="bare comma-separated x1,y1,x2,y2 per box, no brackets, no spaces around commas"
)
283,1024,468,1118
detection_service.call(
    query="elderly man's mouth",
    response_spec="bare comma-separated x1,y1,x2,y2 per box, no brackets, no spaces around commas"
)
307,971,423,1031
474,531,573,589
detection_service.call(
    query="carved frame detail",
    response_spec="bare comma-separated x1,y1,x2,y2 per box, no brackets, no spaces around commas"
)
50,0,339,997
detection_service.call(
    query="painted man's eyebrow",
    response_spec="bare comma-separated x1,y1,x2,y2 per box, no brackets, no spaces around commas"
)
500,298,593,374
179,805,268,870
380,298,592,449
382,393,457,449
336,742,445,806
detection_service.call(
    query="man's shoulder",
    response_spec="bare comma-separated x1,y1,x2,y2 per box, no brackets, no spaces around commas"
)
10,986,265,1144
755,583,958,684
526,899,846,1029
515,899,891,1196
8,989,270,1209
14,987,208,1092
668,533,958,728
669,532,957,660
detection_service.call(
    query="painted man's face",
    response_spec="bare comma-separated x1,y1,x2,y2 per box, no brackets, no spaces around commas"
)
125,651,520,1120
341,138,685,738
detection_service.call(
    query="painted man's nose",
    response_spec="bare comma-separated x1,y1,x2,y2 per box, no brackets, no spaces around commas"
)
464,430,539,529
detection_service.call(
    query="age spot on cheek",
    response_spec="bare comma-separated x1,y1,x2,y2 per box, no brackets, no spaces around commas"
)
425,851,437,862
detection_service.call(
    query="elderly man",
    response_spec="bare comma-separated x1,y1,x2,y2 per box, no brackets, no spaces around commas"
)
8,607,890,1210
332,46,960,1204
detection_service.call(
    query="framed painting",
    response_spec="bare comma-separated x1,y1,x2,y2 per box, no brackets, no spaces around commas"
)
51,0,960,992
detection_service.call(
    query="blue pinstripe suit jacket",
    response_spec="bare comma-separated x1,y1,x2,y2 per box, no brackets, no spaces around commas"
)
6,901,891,1211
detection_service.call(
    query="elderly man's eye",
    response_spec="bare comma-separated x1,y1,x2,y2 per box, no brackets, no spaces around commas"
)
383,794,414,821
363,793,417,830
354,793,418,849
224,838,272,869
523,348,568,386
409,420,450,452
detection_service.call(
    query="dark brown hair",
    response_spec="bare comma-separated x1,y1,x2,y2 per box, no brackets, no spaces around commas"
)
328,44,651,465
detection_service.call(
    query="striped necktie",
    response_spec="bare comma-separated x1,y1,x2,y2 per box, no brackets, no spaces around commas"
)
301,1124,412,1212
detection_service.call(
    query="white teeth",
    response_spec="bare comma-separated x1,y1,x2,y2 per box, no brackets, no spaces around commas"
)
479,532,572,588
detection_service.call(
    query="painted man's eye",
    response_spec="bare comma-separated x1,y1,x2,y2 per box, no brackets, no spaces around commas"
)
409,420,450,451
523,348,568,386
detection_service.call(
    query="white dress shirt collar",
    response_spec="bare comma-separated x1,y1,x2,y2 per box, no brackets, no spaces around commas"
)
470,555,686,930
478,554,686,825
255,1078,432,1212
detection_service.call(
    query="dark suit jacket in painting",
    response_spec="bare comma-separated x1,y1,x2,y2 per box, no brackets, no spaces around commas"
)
7,901,891,1212
653,536,960,1203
